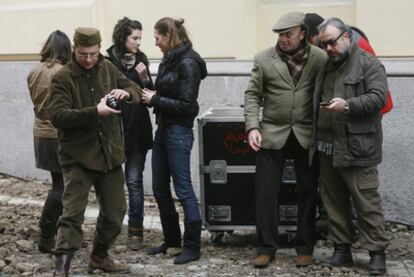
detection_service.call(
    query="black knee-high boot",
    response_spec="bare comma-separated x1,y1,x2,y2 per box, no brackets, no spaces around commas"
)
38,194,63,252
38,172,64,253
174,220,202,264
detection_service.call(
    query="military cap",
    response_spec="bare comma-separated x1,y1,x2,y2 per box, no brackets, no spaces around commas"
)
73,27,102,46
272,12,305,33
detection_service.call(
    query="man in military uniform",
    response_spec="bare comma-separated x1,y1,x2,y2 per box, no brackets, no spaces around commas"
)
244,12,326,268
48,27,142,276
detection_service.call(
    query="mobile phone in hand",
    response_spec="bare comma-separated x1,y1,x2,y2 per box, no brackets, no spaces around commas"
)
319,102,330,107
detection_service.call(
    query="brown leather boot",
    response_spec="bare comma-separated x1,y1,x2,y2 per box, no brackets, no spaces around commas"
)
88,255,130,274
295,255,314,267
53,253,72,277
253,254,273,268
128,226,144,251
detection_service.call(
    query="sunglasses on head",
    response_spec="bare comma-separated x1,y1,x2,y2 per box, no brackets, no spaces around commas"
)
320,31,346,49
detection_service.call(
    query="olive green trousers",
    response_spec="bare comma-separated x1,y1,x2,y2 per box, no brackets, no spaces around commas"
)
55,166,126,254
319,153,388,251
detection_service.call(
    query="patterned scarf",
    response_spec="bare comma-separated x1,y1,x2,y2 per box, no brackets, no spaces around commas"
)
276,43,310,86
112,48,136,70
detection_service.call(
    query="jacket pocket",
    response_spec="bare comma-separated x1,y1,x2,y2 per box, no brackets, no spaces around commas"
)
355,166,379,190
347,121,376,158
344,76,365,98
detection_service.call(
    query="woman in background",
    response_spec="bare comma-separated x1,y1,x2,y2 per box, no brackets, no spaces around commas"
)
27,30,71,253
106,17,154,250
142,17,207,264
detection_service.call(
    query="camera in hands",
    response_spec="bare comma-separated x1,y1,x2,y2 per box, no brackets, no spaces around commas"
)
106,94,121,110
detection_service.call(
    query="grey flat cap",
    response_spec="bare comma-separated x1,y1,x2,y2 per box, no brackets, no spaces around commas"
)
272,12,305,33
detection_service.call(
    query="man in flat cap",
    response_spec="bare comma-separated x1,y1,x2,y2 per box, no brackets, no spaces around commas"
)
48,27,142,276
244,12,326,268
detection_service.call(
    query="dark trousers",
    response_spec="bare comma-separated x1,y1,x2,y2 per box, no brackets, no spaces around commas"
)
55,166,126,254
319,153,388,251
255,133,317,256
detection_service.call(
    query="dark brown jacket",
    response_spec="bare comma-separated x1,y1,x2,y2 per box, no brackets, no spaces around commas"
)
310,43,388,168
48,55,142,172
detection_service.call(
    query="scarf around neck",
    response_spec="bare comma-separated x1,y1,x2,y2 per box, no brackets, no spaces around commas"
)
276,43,310,86
112,48,136,70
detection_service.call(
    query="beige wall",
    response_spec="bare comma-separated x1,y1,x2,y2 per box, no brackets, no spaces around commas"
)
0,0,98,55
356,0,411,57
0,0,410,59
102,0,258,59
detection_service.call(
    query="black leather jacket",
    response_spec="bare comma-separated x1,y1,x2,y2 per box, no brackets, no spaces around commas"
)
150,42,207,128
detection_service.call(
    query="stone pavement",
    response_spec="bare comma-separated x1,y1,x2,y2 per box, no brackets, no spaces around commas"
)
1,194,413,276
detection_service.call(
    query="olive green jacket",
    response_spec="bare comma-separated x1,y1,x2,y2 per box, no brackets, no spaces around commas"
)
309,43,388,168
244,44,327,150
48,55,142,172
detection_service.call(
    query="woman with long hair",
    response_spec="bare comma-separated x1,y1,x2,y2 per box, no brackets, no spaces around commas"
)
142,17,207,264
27,30,71,253
106,17,154,250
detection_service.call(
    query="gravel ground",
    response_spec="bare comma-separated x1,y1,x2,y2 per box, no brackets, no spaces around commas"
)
0,174,413,276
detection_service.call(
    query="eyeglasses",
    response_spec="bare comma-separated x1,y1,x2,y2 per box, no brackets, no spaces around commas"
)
319,31,345,49
75,51,100,59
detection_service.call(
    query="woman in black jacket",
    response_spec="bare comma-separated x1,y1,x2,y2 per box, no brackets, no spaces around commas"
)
106,17,153,250
142,17,207,264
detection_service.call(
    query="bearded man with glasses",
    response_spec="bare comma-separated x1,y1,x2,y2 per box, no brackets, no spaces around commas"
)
309,18,388,276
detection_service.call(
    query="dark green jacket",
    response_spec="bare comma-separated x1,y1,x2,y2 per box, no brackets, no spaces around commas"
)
48,55,142,172
244,44,327,150
310,43,388,168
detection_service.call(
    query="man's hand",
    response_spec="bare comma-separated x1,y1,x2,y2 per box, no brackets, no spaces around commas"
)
247,129,262,152
97,95,121,116
322,97,346,112
142,88,156,105
110,89,130,101
135,62,149,81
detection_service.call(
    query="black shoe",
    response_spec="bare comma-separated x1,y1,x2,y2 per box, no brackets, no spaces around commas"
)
38,236,55,253
323,244,353,267
174,248,201,264
147,243,181,256
147,243,168,255
53,253,72,277
369,250,386,275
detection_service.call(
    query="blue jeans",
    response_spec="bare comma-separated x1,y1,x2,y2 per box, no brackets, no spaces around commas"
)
152,124,201,223
125,149,148,225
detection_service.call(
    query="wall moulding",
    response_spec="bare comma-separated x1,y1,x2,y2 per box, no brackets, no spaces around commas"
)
0,0,96,12
260,0,355,7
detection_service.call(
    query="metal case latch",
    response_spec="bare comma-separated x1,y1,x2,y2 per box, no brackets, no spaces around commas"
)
208,205,231,222
209,160,227,184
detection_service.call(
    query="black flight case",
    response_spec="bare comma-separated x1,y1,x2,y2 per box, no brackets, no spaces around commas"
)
197,107,299,242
